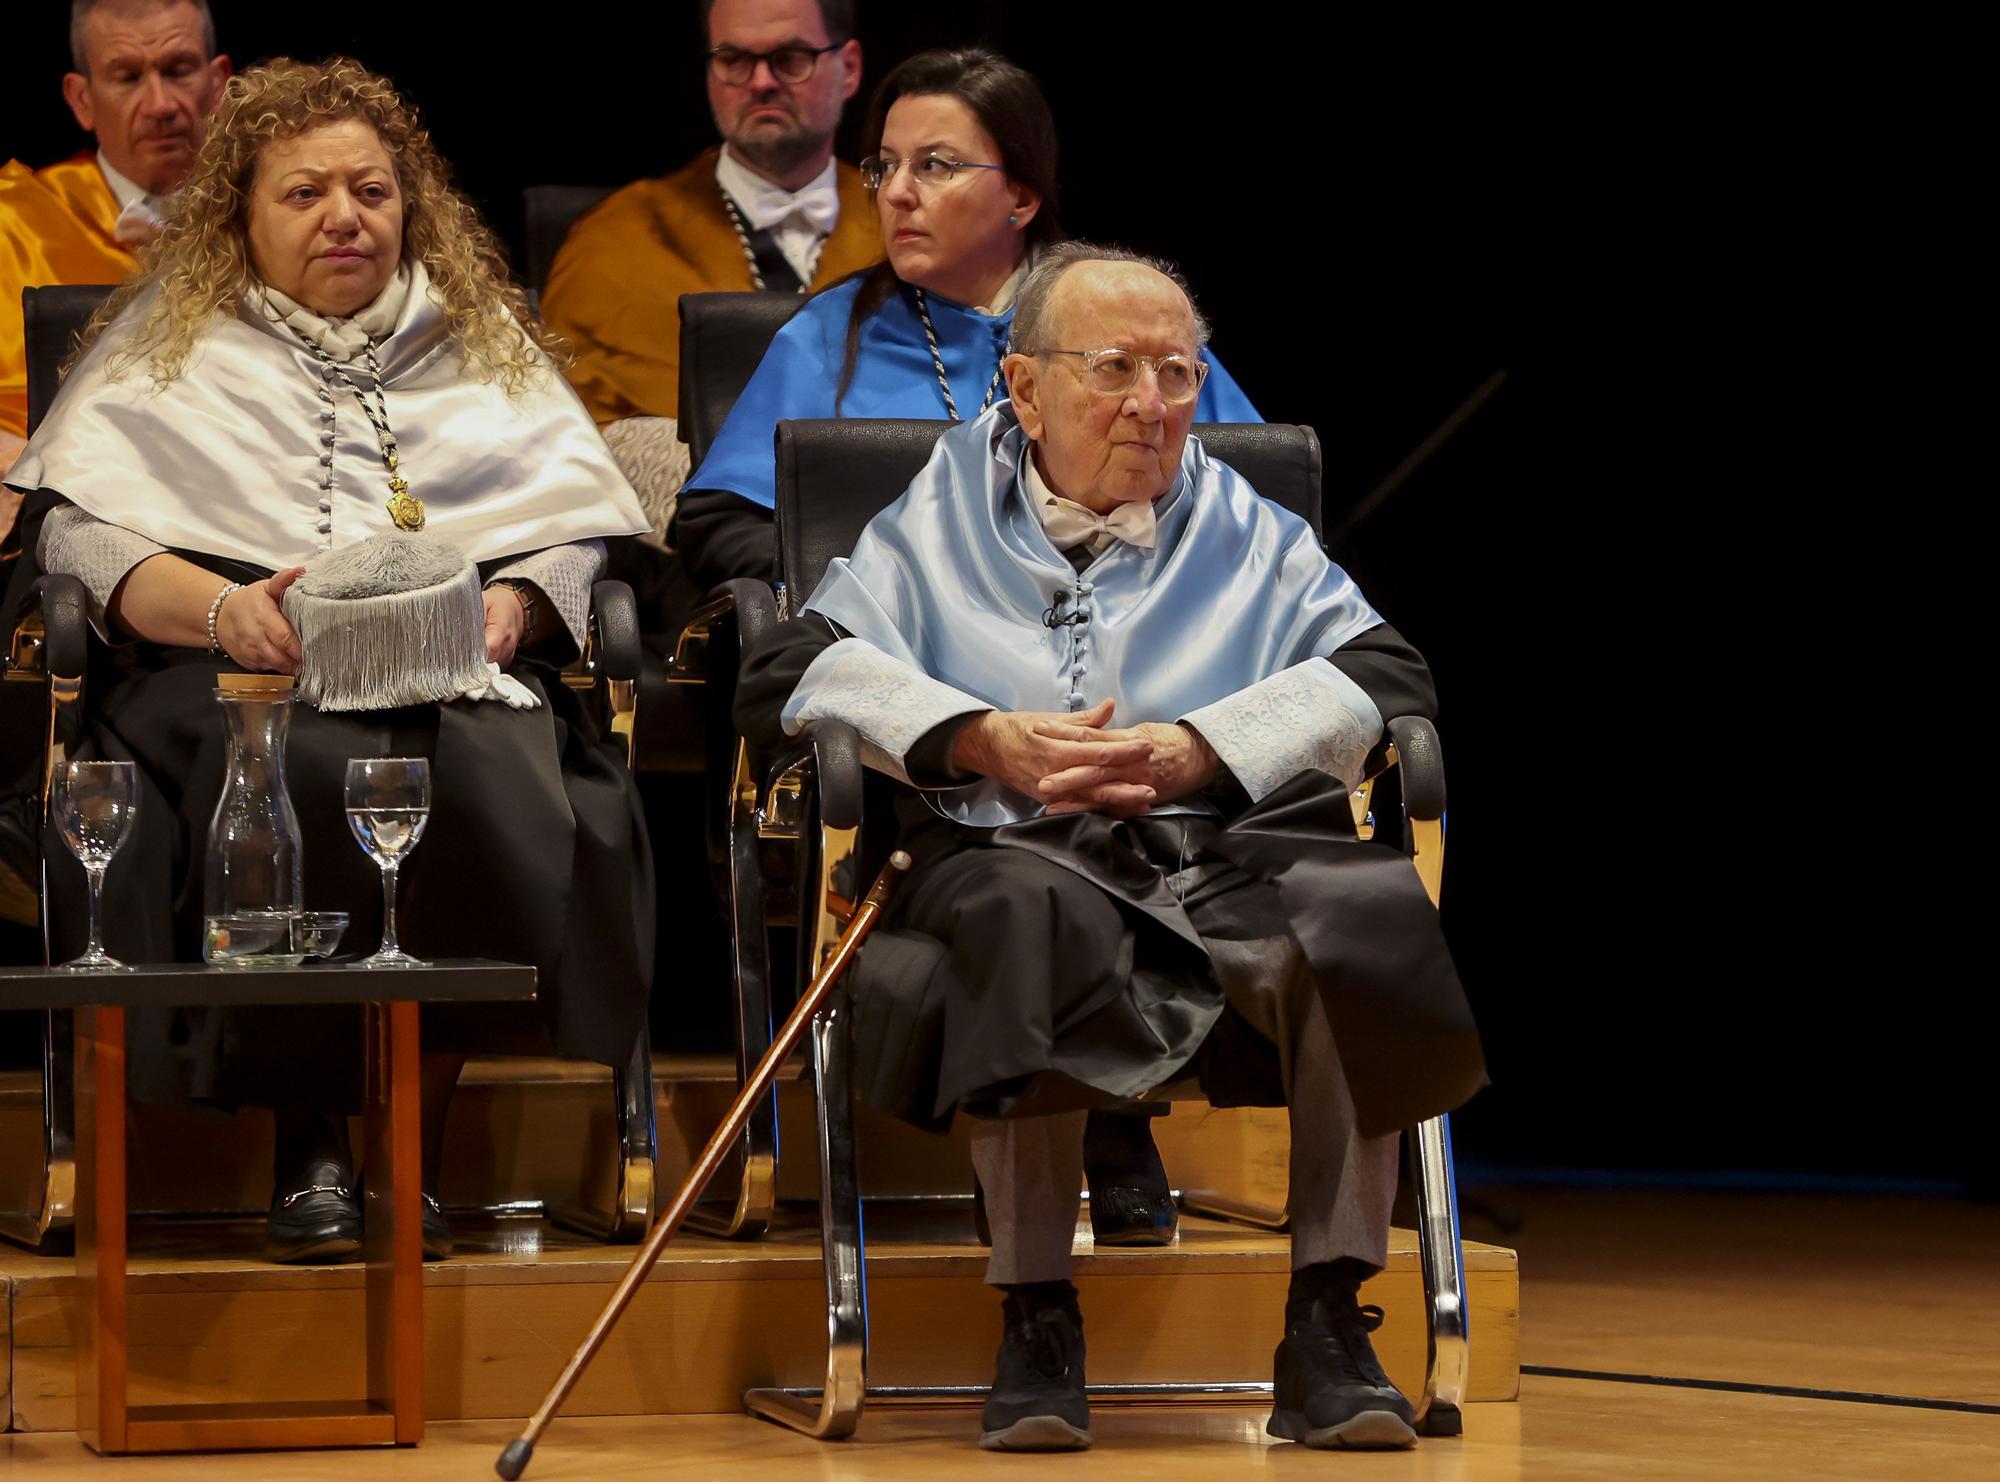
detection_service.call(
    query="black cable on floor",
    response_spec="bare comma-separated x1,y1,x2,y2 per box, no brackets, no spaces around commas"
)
1522,1365,2000,1416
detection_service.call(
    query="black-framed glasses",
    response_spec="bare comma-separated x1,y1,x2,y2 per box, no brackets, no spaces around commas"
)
1043,348,1209,404
859,152,1006,191
706,42,843,86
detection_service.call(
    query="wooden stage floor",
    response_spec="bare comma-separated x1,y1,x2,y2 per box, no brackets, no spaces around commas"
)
5,1188,1996,1479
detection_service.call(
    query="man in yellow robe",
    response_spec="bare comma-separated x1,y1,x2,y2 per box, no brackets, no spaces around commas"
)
1,0,229,511
542,0,883,442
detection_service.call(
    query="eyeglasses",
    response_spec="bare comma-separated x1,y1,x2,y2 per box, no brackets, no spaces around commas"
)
1042,348,1209,404
706,43,843,86
859,153,1006,191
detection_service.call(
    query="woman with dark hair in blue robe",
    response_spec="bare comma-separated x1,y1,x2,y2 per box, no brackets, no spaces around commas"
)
675,46,1260,586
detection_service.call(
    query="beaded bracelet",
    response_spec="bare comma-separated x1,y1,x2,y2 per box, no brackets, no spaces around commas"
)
206,582,243,656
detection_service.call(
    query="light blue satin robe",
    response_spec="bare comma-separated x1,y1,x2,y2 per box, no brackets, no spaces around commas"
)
787,404,1382,827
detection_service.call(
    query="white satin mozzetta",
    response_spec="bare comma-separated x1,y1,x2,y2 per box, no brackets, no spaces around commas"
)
8,261,648,569
790,404,1383,826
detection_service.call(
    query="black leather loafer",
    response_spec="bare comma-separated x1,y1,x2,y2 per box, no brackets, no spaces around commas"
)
265,1158,362,1264
354,1177,455,1261
1085,1111,1179,1246
420,1191,454,1261
1087,1184,1180,1246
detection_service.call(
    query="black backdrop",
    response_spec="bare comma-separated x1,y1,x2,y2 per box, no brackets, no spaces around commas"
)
4,5,1975,1192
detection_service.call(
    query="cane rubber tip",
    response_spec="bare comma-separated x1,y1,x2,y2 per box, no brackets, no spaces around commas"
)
495,1439,533,1479
889,850,913,870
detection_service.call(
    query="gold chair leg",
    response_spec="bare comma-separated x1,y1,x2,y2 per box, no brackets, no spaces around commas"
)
687,741,778,1239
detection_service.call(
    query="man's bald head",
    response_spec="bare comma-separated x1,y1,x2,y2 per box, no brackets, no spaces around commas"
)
70,0,214,72
1004,243,1212,514
64,1,229,196
1010,242,1209,360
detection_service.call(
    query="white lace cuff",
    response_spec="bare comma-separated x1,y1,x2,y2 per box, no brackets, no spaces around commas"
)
489,540,604,653
782,637,990,784
1180,659,1384,801
38,504,167,640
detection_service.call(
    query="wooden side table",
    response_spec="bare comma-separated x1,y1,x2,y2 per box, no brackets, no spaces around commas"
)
0,960,536,1454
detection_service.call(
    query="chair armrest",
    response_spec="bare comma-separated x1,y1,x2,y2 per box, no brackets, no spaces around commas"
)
719,578,777,652
16,574,89,680
1386,715,1445,821
804,720,864,831
665,579,771,684
762,718,864,835
589,579,640,682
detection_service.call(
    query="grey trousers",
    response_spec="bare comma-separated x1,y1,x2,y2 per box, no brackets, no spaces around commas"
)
969,926,1400,1286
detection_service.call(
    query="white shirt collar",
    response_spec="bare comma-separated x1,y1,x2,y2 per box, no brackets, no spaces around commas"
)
1023,444,1060,508
96,151,170,215
714,147,840,234
972,256,1033,317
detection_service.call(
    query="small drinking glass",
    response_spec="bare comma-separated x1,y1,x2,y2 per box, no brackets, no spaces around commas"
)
54,760,139,972
345,758,430,969
293,911,350,960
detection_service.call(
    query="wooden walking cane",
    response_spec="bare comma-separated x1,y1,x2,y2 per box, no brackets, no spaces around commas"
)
495,850,912,1479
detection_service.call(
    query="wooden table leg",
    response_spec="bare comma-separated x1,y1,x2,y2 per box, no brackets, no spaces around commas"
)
74,1002,128,1455
363,1000,424,1443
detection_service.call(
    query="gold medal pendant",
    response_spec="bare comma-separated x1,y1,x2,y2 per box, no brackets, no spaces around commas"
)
384,452,425,532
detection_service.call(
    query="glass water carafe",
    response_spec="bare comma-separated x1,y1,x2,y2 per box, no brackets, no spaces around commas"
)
203,673,305,967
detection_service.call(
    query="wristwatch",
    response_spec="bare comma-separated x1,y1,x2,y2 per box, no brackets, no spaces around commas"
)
488,578,540,642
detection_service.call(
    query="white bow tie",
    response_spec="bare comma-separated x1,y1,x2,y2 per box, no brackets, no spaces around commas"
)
735,178,840,237
1039,494,1158,555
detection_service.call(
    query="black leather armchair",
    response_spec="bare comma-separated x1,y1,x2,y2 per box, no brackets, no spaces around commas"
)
674,291,807,470
520,185,615,296
740,417,1468,1441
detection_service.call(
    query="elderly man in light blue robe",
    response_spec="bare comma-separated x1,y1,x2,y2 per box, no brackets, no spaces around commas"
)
736,243,1482,1455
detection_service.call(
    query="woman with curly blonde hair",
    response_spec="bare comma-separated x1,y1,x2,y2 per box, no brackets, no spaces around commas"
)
92,55,552,396
5,58,654,1265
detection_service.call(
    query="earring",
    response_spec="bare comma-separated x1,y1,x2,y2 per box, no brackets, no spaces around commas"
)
1009,213,1019,226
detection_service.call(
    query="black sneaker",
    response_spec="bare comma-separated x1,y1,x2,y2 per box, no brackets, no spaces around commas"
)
1268,1292,1418,1449
979,1287,1091,1451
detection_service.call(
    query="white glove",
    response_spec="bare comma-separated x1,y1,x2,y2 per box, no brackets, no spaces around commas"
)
460,661,542,710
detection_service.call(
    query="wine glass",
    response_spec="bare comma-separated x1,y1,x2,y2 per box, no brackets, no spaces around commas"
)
345,757,430,969
54,760,139,972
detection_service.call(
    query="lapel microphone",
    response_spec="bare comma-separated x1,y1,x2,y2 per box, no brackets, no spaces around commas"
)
1043,591,1089,630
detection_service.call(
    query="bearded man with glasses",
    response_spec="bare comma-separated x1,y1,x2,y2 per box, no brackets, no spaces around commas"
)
737,243,1483,1455
541,0,882,435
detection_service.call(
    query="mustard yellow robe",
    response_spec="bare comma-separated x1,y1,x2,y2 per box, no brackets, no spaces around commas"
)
0,154,137,439
540,148,882,426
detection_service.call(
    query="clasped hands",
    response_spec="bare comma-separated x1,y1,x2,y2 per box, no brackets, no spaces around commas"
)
950,697,1217,817
213,568,527,672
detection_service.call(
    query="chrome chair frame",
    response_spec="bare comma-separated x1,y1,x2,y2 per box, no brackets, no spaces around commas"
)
0,579,86,1253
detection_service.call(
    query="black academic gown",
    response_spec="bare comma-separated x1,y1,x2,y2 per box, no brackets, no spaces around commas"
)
6,493,655,1112
735,614,1484,1140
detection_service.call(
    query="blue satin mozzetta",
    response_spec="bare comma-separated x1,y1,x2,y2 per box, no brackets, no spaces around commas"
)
685,276,1263,510
799,403,1380,826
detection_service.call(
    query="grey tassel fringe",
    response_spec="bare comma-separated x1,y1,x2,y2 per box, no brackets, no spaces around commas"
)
285,535,490,712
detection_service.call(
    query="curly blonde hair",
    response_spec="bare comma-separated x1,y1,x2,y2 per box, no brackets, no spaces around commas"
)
89,56,554,393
